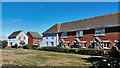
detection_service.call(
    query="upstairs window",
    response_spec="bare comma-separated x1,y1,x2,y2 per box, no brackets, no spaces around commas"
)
46,35,48,39
24,37,26,40
61,32,67,38
19,37,21,40
95,28,105,35
51,36,54,39
76,30,83,37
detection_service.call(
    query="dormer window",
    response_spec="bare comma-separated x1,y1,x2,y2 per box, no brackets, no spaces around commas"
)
76,30,83,37
95,28,105,36
61,32,67,38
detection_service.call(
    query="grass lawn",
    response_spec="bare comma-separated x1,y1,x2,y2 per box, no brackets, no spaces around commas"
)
2,48,94,66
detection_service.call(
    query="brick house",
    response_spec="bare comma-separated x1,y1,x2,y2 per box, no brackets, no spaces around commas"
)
26,31,42,46
59,12,120,49
42,12,120,49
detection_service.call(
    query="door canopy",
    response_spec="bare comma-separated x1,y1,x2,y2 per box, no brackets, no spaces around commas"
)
72,38,80,44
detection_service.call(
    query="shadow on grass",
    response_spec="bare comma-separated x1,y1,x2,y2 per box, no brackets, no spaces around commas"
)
81,56,105,63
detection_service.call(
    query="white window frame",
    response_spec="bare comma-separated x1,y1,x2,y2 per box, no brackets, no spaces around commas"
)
51,36,54,39
103,41,110,49
95,28,105,36
61,32,67,38
76,30,83,37
81,41,86,48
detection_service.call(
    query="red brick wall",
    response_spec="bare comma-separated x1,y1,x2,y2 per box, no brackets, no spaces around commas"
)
26,33,33,46
59,26,120,49
33,38,41,45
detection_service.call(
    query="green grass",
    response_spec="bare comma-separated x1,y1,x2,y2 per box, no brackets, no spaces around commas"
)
2,49,92,66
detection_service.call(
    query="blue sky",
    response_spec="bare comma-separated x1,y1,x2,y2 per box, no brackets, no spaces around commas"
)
2,2,118,36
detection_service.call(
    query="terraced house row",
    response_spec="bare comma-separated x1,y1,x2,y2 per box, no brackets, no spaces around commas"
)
41,12,120,49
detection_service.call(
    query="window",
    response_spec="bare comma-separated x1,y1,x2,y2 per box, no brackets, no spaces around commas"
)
51,36,54,39
103,42,109,48
46,36,48,39
46,42,48,46
19,37,21,40
95,28,105,35
10,42,12,45
61,32,67,38
82,42,86,48
51,42,54,46
81,41,86,48
24,37,26,40
76,30,83,37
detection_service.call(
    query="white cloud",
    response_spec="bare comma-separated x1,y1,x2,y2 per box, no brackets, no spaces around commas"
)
0,34,9,41
13,19,22,23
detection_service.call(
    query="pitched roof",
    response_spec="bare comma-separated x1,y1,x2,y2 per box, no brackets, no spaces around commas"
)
8,30,23,38
60,12,120,32
27,31,41,39
42,12,120,34
43,23,61,34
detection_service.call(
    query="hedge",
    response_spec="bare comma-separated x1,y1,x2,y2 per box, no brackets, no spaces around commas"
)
78,48,104,56
23,44,32,49
38,46,104,56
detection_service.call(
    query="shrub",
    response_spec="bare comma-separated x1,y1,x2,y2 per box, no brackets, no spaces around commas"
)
41,46,64,52
2,41,7,48
15,43,18,49
39,46,104,56
23,44,31,49
106,47,120,59
32,45,39,50
78,48,104,56
68,48,79,54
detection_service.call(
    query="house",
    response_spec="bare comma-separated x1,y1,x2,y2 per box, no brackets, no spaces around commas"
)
58,12,120,49
42,12,120,49
26,31,42,46
8,30,28,47
41,23,60,47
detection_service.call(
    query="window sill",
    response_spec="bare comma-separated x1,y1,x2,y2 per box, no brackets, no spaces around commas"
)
94,34,106,37
75,36,84,38
82,47,86,48
103,47,110,49
61,37,67,38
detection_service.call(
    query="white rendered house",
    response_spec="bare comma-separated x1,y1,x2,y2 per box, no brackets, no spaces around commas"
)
8,30,28,47
41,23,60,47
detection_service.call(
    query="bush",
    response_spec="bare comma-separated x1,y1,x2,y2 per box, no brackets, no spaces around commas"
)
2,41,7,48
32,45,39,50
106,47,120,59
39,46,104,56
23,44,31,49
78,48,104,56
15,43,18,49
41,46,64,52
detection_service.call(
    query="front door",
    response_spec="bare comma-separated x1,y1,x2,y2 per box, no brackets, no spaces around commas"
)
94,43,99,49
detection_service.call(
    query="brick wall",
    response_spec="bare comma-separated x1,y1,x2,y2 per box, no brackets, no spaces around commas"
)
59,26,120,49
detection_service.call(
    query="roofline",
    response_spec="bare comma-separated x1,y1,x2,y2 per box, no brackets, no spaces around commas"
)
27,31,41,39
58,25,120,33
8,30,25,38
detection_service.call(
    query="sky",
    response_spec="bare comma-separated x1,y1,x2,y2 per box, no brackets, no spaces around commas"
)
1,2,118,40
